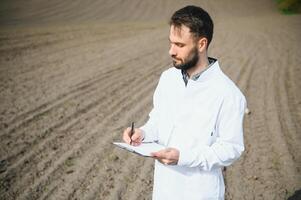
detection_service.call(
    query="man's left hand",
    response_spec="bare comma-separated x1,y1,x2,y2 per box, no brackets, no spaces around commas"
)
151,148,179,165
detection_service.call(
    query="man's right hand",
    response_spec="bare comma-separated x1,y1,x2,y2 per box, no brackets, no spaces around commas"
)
122,127,144,146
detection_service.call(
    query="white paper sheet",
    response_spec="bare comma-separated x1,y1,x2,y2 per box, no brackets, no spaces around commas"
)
113,142,166,157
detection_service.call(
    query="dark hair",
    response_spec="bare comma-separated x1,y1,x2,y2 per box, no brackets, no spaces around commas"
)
169,5,214,48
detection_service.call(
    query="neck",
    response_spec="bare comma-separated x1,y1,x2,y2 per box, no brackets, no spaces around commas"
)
186,55,209,78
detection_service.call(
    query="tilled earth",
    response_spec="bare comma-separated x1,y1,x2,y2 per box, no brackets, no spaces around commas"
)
0,0,300,199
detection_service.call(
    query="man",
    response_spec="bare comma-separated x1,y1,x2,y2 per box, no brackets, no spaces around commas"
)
123,5,246,200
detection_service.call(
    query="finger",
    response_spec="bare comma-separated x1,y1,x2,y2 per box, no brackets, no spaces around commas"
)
158,158,170,165
131,131,141,141
151,151,162,158
150,151,162,157
131,141,141,146
151,150,166,158
157,149,168,156
126,127,131,134
129,129,139,146
122,128,131,144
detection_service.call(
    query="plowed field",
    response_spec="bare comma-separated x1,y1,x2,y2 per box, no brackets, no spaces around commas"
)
0,0,300,199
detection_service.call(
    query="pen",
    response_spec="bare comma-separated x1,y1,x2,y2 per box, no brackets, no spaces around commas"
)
130,122,135,145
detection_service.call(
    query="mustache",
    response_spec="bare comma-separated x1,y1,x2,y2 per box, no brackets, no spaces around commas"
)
171,55,181,61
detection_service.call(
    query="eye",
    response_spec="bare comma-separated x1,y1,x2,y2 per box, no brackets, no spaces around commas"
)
176,43,185,48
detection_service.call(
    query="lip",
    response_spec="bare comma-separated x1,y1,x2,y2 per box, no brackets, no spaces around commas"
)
172,58,181,62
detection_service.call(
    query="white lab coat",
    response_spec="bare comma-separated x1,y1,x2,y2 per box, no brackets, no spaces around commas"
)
140,59,247,200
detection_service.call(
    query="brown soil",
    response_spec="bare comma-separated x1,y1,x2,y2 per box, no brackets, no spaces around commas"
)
0,0,300,199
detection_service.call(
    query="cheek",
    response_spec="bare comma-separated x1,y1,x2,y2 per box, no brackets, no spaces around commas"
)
173,47,191,61
176,49,186,58
182,51,192,61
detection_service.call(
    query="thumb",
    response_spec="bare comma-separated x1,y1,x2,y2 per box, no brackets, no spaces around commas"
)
131,132,140,141
151,151,162,158
150,152,157,157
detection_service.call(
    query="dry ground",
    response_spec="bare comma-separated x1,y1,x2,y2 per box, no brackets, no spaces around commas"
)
0,0,300,199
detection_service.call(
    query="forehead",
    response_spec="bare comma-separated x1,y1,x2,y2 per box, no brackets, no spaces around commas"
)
169,25,194,42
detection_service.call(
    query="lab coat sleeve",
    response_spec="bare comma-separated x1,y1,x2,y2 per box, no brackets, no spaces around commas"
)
139,72,165,142
139,108,159,142
177,91,247,171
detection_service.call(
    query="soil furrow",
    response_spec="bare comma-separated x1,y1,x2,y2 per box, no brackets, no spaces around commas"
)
1,58,161,177
2,48,158,138
16,64,164,200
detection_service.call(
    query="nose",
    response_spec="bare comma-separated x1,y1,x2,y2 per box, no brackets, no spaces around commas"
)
169,44,176,57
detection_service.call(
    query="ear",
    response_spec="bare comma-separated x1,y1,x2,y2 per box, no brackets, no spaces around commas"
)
197,37,208,53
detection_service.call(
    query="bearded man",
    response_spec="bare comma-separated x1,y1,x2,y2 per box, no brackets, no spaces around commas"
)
123,5,247,200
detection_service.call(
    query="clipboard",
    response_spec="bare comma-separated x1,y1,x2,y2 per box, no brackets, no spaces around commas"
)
113,142,166,157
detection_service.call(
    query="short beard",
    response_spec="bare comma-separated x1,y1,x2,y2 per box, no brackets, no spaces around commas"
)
173,47,199,71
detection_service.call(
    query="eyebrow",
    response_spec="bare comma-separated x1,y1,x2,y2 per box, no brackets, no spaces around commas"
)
168,38,184,44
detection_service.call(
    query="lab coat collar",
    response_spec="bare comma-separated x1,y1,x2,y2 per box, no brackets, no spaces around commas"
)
194,57,220,83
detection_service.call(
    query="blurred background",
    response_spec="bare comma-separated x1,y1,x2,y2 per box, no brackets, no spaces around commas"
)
0,0,300,199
